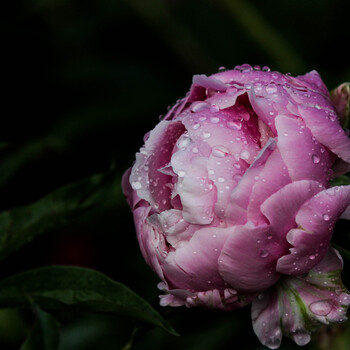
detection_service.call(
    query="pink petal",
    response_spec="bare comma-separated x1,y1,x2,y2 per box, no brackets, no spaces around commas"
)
277,185,350,275
130,120,185,212
162,226,231,291
275,114,333,185
252,248,350,349
260,180,324,235
172,155,217,225
247,148,291,225
251,289,282,349
218,223,283,293
298,103,350,163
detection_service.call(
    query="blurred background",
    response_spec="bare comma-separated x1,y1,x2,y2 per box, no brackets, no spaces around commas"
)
1,0,350,349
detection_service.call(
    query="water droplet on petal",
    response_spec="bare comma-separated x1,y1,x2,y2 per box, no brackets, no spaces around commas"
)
191,101,209,113
266,83,277,94
203,132,211,139
293,332,311,346
210,116,220,123
212,145,230,158
322,214,330,221
217,177,225,183
227,120,242,130
260,249,269,258
312,154,320,164
309,255,316,260
192,147,199,153
240,149,250,160
309,300,332,316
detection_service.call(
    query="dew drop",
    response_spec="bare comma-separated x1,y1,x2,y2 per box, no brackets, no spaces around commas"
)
293,332,311,346
210,116,220,123
309,300,332,316
218,177,225,183
203,132,211,139
322,213,330,221
309,255,316,260
227,120,242,130
312,154,320,164
266,84,277,94
191,101,209,113
212,145,229,158
240,149,250,160
192,123,200,130
260,249,269,258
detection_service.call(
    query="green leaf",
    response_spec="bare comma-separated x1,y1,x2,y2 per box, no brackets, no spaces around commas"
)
0,266,177,336
332,243,350,261
0,170,121,262
330,175,350,186
20,304,60,350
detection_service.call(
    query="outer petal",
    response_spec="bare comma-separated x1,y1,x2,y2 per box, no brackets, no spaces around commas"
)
130,120,185,212
252,248,350,349
275,114,333,185
298,103,350,163
218,223,286,293
161,226,231,291
277,185,350,275
260,180,324,235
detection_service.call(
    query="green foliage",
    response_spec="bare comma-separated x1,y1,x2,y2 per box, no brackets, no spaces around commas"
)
0,171,120,262
0,266,177,336
20,304,60,350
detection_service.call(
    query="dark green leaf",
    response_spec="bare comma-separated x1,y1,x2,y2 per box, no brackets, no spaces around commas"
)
0,170,121,262
330,175,350,187
332,243,350,261
0,266,177,336
20,304,60,350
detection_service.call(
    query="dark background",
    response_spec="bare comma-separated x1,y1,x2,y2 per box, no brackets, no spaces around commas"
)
1,0,350,349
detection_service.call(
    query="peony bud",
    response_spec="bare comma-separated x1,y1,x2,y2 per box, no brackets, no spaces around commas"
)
123,64,350,348
330,82,350,127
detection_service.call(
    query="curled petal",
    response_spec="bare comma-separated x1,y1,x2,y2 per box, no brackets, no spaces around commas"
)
252,248,350,349
159,284,252,311
130,120,185,212
277,185,350,275
261,180,324,236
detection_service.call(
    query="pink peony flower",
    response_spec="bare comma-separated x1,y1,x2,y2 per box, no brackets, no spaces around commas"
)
123,64,350,348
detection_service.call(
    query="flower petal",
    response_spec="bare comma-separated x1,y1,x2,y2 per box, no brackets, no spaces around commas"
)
218,223,285,292
260,180,324,235
277,185,350,275
130,120,185,211
275,114,333,185
162,226,231,291
252,248,350,349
